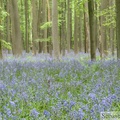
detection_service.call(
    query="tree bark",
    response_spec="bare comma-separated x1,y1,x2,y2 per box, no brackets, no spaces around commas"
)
43,0,47,53
24,0,29,53
52,0,60,59
84,2,90,53
116,0,120,59
10,0,22,56
0,0,2,59
88,0,96,60
32,0,38,55
74,1,79,54
67,0,70,53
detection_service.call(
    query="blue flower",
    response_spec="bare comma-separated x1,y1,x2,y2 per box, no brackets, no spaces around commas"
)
69,101,76,109
44,110,50,117
10,101,16,107
88,93,97,101
30,108,39,118
78,108,85,119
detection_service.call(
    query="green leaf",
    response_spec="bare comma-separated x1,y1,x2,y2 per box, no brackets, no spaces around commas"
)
40,22,52,29
0,39,12,50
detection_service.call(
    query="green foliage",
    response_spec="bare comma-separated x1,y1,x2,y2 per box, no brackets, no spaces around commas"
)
0,39,12,50
40,20,62,29
35,37,51,42
0,7,9,31
40,22,52,29
97,5,116,28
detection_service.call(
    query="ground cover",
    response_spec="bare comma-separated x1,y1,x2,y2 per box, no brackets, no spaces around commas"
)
0,53,120,119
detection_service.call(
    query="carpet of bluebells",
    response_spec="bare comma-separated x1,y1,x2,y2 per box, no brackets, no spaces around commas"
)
0,52,120,120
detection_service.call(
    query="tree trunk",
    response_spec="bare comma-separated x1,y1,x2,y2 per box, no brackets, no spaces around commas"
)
32,0,38,55
67,0,70,53
100,0,108,58
52,0,60,59
116,0,120,59
0,0,2,59
6,0,11,54
38,0,43,53
74,1,78,54
10,0,22,56
60,1,66,56
78,11,83,52
88,0,96,60
84,2,89,53
43,0,47,53
25,0,29,53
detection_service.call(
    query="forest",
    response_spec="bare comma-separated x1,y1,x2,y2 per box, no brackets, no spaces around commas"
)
0,0,120,119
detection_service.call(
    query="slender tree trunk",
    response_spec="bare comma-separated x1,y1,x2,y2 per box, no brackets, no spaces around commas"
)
70,4,72,49
67,0,70,53
94,2,98,51
52,0,60,59
109,0,115,56
116,0,120,59
0,0,2,59
61,1,66,56
25,0,29,53
6,0,11,54
10,0,22,56
47,0,52,55
43,0,47,53
74,1,78,54
100,0,108,58
32,0,38,55
88,0,96,60
38,0,43,53
78,11,83,52
84,2,89,53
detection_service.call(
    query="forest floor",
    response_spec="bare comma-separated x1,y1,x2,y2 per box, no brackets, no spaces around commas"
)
0,52,120,120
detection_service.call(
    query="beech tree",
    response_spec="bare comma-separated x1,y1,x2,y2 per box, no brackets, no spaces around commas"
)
88,0,96,60
31,0,38,55
67,0,71,53
0,1,2,59
116,0,120,59
52,0,60,59
10,0,22,56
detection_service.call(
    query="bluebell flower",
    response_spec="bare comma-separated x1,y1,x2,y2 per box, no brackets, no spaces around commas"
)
67,91,72,98
0,81,6,91
44,110,50,117
78,108,85,119
88,93,96,101
63,101,68,107
6,108,12,117
9,101,16,107
30,108,39,118
101,99,110,107
69,101,76,109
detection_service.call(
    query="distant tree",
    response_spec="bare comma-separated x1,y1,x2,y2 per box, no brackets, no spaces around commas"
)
31,0,38,55
60,1,66,56
24,0,29,53
74,0,79,54
10,0,22,56
100,0,108,58
52,0,60,59
88,0,96,60
43,0,47,53
6,0,11,54
109,0,115,56
116,0,120,59
38,0,43,53
0,0,2,59
84,1,90,53
67,0,70,53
